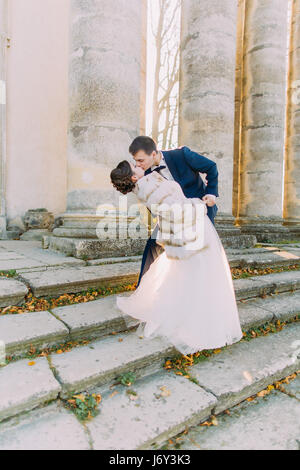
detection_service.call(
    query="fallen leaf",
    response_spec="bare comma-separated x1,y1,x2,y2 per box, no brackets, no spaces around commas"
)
211,416,218,426
73,394,86,402
160,386,171,397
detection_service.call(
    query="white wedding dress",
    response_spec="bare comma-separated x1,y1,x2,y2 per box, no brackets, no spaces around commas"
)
116,212,243,355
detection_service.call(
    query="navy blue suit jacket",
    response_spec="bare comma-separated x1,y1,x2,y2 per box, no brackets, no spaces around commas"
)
136,146,219,286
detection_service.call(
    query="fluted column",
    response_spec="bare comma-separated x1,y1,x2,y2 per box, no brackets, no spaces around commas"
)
51,0,148,258
67,0,145,209
284,0,300,227
0,0,7,238
237,0,289,228
179,0,238,221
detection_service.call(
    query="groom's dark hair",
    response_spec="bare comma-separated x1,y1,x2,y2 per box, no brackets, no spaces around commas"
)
129,136,157,156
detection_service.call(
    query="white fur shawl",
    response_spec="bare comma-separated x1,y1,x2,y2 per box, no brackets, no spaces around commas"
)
133,171,208,259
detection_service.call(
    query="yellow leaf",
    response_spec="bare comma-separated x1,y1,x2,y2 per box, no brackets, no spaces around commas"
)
73,394,86,402
257,389,269,397
160,386,171,397
56,350,63,354
28,361,36,366
211,416,218,426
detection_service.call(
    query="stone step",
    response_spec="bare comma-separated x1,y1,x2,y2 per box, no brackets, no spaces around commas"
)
1,285,300,358
227,250,300,269
12,257,300,302
0,278,29,308
0,357,61,422
50,331,176,398
1,322,298,449
0,247,299,308
234,270,300,300
38,314,300,403
0,310,69,356
161,376,300,450
80,321,300,449
0,403,91,450
18,262,141,297
48,235,146,260
0,293,137,357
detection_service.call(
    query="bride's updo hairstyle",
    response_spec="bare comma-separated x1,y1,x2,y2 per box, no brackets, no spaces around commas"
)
110,160,136,195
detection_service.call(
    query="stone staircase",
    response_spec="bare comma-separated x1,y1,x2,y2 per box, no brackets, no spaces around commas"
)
0,241,300,449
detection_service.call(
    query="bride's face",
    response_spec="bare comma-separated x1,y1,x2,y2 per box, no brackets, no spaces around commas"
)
129,162,145,183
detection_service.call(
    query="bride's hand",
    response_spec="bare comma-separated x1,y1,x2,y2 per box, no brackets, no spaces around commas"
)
202,195,216,207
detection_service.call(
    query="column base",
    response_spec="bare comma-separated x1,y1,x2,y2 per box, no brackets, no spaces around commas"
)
0,215,7,240
236,216,298,243
47,211,149,259
215,212,257,249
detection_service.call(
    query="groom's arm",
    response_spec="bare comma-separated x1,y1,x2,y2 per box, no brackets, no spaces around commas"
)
182,146,219,197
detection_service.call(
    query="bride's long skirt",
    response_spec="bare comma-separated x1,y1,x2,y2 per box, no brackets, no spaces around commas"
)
116,214,244,355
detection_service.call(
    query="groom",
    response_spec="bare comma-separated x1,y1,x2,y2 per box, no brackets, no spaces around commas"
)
129,136,219,287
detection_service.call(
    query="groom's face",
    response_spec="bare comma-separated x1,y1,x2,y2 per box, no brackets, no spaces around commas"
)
133,150,157,171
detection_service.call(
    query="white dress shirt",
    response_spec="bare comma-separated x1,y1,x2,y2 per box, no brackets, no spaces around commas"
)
151,151,216,202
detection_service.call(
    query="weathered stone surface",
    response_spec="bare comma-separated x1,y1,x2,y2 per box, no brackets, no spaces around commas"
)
0,240,86,271
50,332,175,398
179,0,238,216
0,278,28,307
237,290,300,330
0,258,45,270
229,251,300,269
23,209,54,230
0,403,90,450
284,0,300,223
165,390,300,450
237,298,274,330
20,229,52,242
86,255,142,266
237,0,289,222
252,291,300,322
88,371,217,450
0,311,69,355
283,374,300,399
18,262,140,297
52,293,135,340
49,236,146,260
189,322,300,414
234,270,300,300
0,358,61,421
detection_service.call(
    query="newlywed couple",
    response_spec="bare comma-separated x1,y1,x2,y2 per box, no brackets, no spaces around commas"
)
110,136,243,355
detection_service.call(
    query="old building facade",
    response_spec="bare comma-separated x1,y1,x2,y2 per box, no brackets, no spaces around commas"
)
0,0,299,257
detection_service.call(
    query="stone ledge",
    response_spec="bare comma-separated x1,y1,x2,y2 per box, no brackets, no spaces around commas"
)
0,402,90,450
0,311,69,355
0,358,61,422
88,371,217,450
0,278,29,308
189,322,300,414
50,332,176,398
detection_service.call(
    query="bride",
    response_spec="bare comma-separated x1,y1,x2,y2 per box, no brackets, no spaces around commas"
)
110,160,243,355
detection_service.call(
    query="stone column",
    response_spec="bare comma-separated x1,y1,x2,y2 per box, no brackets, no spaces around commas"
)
179,0,238,223
50,0,148,259
0,0,8,238
284,0,300,233
232,0,246,219
237,0,290,241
